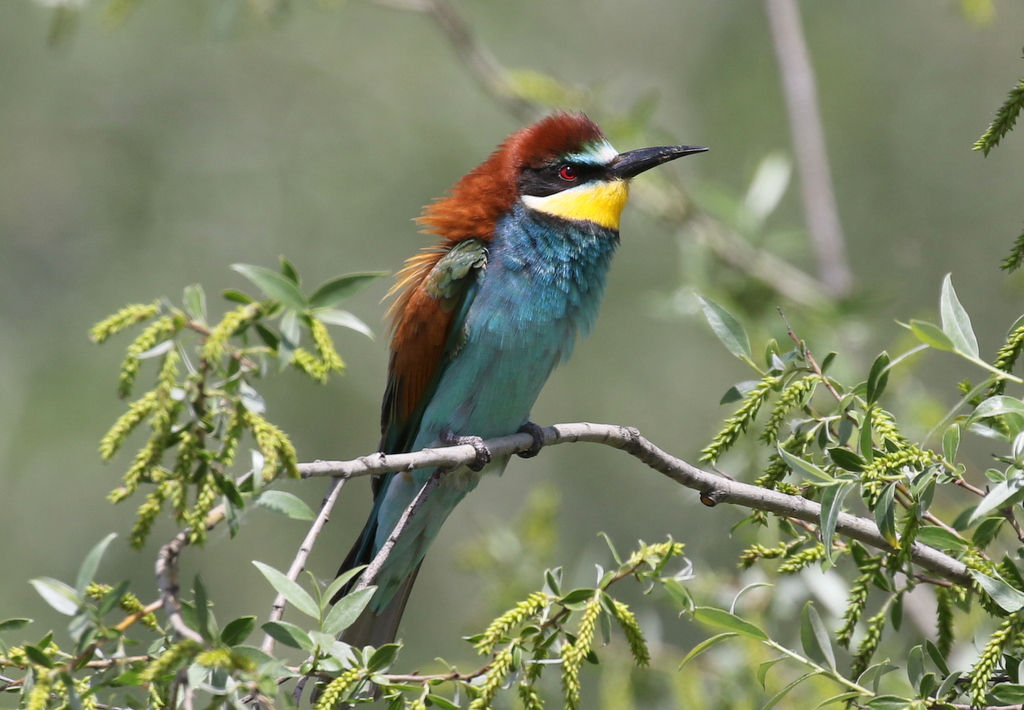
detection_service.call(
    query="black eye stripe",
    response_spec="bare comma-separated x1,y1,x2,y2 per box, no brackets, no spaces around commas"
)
517,162,605,198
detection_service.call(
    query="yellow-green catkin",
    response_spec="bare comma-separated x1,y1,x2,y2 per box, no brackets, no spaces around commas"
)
244,410,298,480
760,376,819,444
624,539,685,569
25,669,52,710
969,613,1023,706
313,669,363,710
100,390,158,460
139,640,201,683
860,447,936,506
836,556,882,648
310,319,345,376
202,304,259,363
935,586,955,658
850,606,888,678
701,376,780,463
194,648,232,670
869,406,907,448
89,301,160,344
562,595,602,710
117,315,180,398
73,676,99,710
777,543,826,574
610,598,649,667
85,583,160,631
476,592,550,654
518,683,544,710
129,479,173,549
291,347,328,383
989,322,1024,396
470,644,516,710
739,542,791,569
187,470,219,545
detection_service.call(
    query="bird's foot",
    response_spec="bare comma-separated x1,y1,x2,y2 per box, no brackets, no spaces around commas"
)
439,429,492,472
516,421,545,459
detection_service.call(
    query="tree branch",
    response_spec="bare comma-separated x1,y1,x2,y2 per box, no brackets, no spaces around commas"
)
261,477,348,655
764,0,852,297
298,422,972,587
156,506,226,644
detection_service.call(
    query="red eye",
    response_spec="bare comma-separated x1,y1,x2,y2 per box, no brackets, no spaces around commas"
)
558,164,578,181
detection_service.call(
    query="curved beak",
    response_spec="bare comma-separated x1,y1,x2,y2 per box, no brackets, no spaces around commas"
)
609,145,708,180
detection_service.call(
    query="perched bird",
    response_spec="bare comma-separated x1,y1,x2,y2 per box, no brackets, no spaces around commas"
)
337,111,706,647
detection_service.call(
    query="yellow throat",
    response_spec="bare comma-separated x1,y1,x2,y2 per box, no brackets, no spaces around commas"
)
521,179,630,230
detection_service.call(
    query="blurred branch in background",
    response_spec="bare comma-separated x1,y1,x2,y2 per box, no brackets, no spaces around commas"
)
764,0,852,297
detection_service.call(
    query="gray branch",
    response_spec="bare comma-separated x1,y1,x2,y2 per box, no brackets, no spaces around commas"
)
765,0,852,297
299,422,971,587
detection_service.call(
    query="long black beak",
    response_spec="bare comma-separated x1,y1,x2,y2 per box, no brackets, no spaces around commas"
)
609,145,708,180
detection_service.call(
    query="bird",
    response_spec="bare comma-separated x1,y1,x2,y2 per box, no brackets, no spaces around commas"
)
335,111,706,648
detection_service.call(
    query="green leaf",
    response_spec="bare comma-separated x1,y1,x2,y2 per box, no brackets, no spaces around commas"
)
194,575,212,641
678,632,738,669
942,423,961,462
30,578,80,616
924,639,950,676
974,395,1024,420
695,294,752,361
256,491,315,521
936,670,962,701
866,351,890,404
914,527,968,552
279,256,300,286
762,671,819,710
968,472,1024,524
907,645,924,688
813,693,862,709
24,644,55,668
308,272,387,309
860,406,874,464
425,694,459,710
260,621,314,651
910,320,955,352
991,683,1024,704
874,485,898,548
366,643,401,672
223,288,255,305
800,602,836,671
323,566,368,609
231,264,307,311
221,616,257,646
777,447,833,483
316,309,374,340
184,284,207,322
560,588,598,609
0,618,31,633
75,533,118,599
971,569,1024,612
866,696,913,710
757,657,785,689
691,607,768,640
940,274,979,357
827,447,864,472
253,562,320,620
322,587,376,636
820,482,854,563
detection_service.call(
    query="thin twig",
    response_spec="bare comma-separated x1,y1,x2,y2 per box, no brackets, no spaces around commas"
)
764,0,852,296
156,506,226,644
297,422,971,587
354,469,444,591
261,477,348,655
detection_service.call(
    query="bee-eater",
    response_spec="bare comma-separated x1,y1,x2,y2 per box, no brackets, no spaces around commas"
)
337,112,706,647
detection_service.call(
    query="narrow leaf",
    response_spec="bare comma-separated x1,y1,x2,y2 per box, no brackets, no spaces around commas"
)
260,621,313,651
0,618,32,633
942,423,960,463
252,561,320,619
777,447,833,483
973,395,1024,420
695,294,752,360
308,272,388,309
678,632,738,669
800,602,836,671
762,671,819,710
316,309,374,339
76,533,118,598
322,587,376,636
874,484,898,548
866,351,890,404
692,607,768,640
256,491,315,521
221,616,257,646
757,657,785,689
30,578,80,616
231,264,307,311
940,274,979,357
971,569,1024,612
820,482,854,563
968,473,1024,524
914,527,968,552
910,320,955,352
323,566,368,609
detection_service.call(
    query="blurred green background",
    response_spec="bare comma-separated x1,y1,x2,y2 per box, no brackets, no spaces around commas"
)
3,0,1024,703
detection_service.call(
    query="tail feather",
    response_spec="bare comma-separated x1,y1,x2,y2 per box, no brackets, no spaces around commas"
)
341,565,421,649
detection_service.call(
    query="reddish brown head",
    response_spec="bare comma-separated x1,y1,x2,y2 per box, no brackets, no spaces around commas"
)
416,111,607,242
